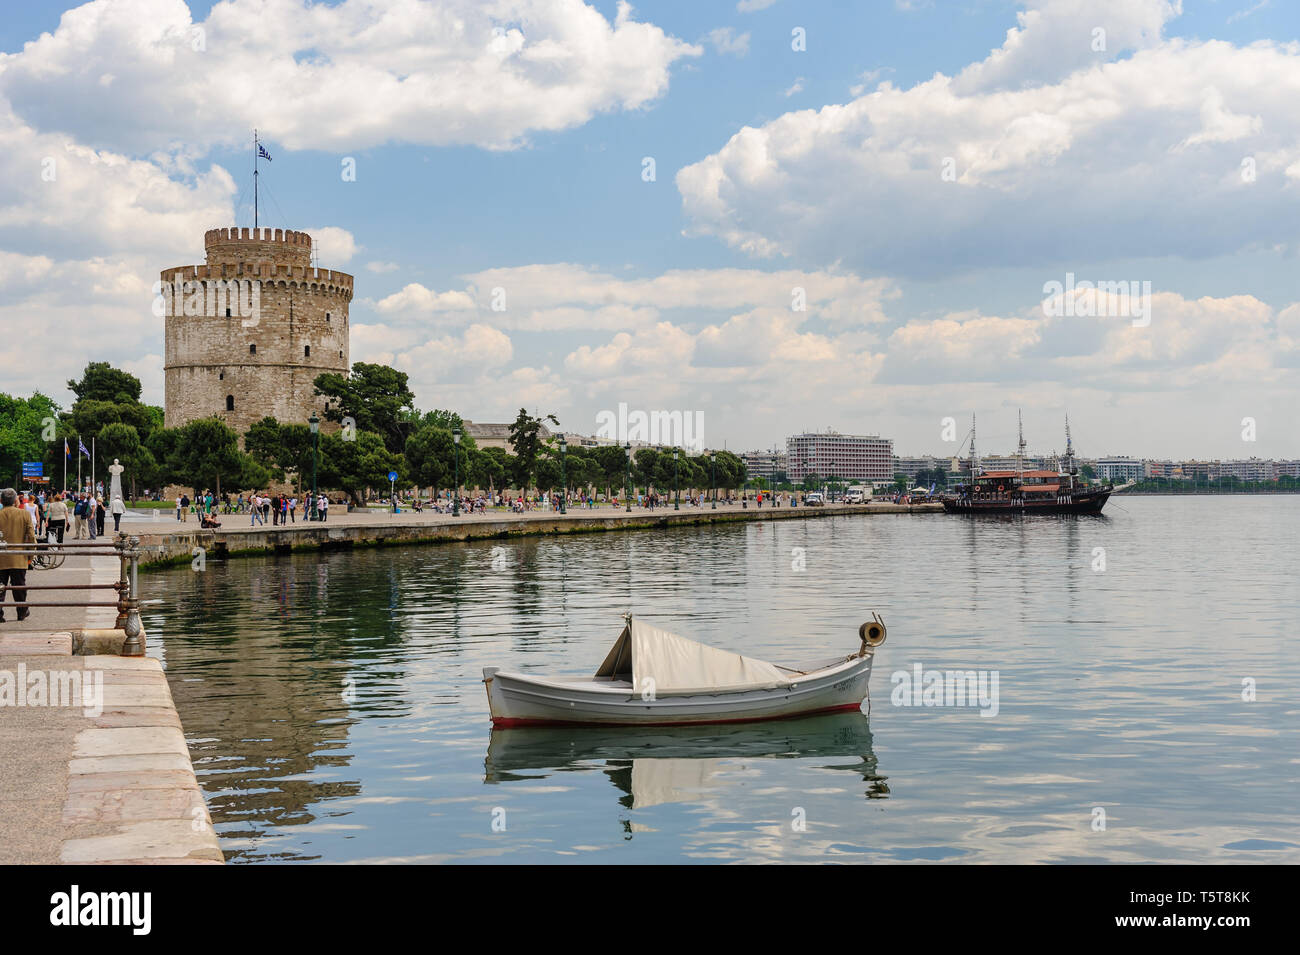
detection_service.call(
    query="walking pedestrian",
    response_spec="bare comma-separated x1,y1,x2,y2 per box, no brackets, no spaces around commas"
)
111,494,125,532
46,493,67,543
0,488,35,623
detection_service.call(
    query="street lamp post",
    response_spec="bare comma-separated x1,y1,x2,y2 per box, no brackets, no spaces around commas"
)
673,447,680,511
710,451,717,510
452,428,462,517
624,442,632,512
309,412,320,521
559,434,567,515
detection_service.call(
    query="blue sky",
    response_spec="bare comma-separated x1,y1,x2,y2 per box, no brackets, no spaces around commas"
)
2,0,1299,459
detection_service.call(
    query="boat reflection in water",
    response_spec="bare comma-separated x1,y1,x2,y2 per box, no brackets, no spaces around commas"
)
484,710,889,809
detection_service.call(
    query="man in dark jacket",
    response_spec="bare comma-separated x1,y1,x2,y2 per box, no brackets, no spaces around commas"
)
0,488,36,622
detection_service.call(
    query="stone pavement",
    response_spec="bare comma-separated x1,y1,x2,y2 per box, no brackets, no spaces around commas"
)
0,543,223,864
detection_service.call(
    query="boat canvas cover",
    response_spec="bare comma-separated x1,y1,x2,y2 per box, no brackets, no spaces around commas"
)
595,619,791,694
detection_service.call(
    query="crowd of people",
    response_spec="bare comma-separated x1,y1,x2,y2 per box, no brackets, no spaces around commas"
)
173,491,334,526
0,488,128,544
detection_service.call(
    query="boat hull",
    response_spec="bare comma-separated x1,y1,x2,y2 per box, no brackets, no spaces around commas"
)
484,653,875,728
942,489,1111,515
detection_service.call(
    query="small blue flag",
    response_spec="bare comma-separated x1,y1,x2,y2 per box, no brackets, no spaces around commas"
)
258,144,272,162
78,438,90,459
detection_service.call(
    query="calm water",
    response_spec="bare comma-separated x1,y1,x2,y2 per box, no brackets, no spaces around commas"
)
144,497,1300,864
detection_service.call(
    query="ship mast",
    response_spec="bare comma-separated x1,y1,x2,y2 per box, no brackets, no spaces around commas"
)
1017,409,1026,482
1063,414,1076,488
970,413,978,479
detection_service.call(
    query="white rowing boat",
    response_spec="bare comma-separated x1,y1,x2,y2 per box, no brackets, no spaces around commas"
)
483,613,887,727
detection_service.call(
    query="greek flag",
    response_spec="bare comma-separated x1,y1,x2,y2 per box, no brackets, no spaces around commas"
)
78,438,90,459
258,143,272,162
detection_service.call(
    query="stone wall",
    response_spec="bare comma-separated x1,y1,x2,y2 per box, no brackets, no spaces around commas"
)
163,227,352,440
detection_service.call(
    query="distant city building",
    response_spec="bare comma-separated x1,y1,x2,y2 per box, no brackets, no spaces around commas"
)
787,431,893,483
892,455,948,480
742,449,787,483
1095,456,1144,482
464,420,553,451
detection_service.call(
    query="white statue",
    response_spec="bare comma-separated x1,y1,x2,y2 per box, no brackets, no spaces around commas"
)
108,458,125,505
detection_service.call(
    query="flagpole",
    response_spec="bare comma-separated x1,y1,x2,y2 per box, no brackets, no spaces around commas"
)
254,128,259,230
77,435,81,493
63,439,67,492
92,436,96,496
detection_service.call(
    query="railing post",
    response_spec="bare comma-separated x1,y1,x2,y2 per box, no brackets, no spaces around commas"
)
121,535,145,656
114,532,129,630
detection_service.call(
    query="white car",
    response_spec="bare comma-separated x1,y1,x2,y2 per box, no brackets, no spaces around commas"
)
805,492,825,506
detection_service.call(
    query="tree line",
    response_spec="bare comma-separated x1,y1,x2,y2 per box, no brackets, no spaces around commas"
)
1,361,748,504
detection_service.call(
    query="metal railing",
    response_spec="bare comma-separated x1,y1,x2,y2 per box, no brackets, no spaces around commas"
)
0,532,144,655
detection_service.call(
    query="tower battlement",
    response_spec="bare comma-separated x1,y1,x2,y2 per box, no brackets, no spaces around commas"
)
204,226,313,268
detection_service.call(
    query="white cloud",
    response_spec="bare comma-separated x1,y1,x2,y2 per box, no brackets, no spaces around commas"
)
0,0,701,154
365,261,400,273
301,226,358,266
373,283,477,315
737,0,779,12
677,0,1300,276
705,27,750,58
783,78,804,98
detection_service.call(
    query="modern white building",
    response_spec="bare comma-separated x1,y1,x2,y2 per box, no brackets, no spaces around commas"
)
787,431,893,483
1095,456,1145,482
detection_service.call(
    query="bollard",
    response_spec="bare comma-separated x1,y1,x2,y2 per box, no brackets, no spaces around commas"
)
121,535,145,656
114,532,129,629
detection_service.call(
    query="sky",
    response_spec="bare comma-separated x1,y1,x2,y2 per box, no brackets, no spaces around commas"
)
1,0,1298,460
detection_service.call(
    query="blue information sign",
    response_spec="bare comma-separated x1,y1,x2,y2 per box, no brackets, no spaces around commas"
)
21,461,42,477
388,470,398,483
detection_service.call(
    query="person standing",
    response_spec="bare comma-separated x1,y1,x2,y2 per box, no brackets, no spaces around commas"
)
319,494,328,522
180,493,190,522
250,493,264,526
46,493,67,543
288,496,297,523
111,494,125,532
95,496,106,537
0,488,36,623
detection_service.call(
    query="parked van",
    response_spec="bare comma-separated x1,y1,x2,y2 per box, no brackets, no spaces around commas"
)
805,492,825,506
844,485,871,504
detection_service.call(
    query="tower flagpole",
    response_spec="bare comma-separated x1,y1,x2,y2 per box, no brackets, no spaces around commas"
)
254,128,259,230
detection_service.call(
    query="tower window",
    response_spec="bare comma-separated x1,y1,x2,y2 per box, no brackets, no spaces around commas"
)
225,307,231,317
218,372,224,381
304,344,311,357
226,395,235,411
326,312,331,322
249,343,256,354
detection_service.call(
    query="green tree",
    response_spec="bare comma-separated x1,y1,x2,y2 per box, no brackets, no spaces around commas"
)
0,392,60,486
507,409,558,493
67,362,143,405
167,418,263,498
313,362,417,454
97,422,156,501
319,430,401,507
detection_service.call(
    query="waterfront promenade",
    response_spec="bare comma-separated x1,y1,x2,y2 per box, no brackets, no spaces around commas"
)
129,499,943,566
0,552,223,864
0,500,936,863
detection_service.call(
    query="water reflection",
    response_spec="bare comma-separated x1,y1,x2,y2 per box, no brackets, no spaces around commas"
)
485,711,889,809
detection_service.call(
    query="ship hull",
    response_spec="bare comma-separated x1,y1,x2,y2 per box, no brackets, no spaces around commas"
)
942,490,1111,515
